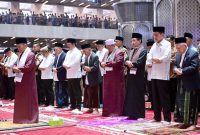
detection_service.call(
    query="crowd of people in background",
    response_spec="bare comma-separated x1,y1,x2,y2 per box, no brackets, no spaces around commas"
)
1,27,200,131
0,9,118,29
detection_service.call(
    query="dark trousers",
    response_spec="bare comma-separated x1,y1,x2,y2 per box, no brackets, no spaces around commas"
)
169,78,177,112
82,75,86,88
147,80,153,109
84,84,99,108
41,79,54,106
152,79,171,122
7,77,15,100
55,81,68,107
0,75,4,98
36,74,45,105
99,77,103,105
68,78,82,110
1,75,8,99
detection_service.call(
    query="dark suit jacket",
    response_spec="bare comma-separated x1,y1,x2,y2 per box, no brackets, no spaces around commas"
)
84,52,101,86
53,52,67,81
174,48,200,90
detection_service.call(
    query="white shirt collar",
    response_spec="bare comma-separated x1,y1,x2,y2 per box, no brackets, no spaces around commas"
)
88,52,92,58
182,47,188,56
156,38,165,46
70,47,76,51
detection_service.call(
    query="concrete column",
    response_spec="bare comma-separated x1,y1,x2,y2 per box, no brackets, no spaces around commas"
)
32,3,43,14
10,2,20,13
55,5,64,16
78,7,84,16
97,9,103,18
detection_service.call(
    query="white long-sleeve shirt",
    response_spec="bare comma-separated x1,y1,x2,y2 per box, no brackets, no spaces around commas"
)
53,52,62,81
39,54,55,79
5,53,18,77
63,47,82,79
96,47,108,76
81,54,86,76
146,53,152,81
146,39,171,80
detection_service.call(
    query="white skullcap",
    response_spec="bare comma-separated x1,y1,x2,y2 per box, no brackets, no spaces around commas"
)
105,39,116,46
40,45,51,52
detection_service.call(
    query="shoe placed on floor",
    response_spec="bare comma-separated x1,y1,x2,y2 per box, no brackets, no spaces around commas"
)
177,124,189,129
125,117,137,120
0,101,3,106
137,118,145,121
72,109,83,115
162,121,171,125
66,108,74,111
185,125,197,131
92,110,99,115
71,109,77,113
54,106,63,108
45,105,55,111
84,109,93,114
148,119,161,123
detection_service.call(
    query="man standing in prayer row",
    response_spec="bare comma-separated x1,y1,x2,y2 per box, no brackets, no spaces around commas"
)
184,33,197,51
4,48,18,100
174,37,200,131
39,46,55,106
13,37,39,124
123,33,147,120
95,40,108,105
63,38,82,115
115,36,128,60
53,43,68,108
82,43,101,114
166,35,177,112
32,43,44,105
146,27,171,124
101,39,125,117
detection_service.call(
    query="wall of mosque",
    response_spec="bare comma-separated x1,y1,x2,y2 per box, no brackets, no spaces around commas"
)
154,0,200,44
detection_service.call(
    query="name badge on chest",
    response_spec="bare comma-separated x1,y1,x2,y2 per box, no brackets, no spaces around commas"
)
105,67,113,71
130,68,137,75
14,73,24,83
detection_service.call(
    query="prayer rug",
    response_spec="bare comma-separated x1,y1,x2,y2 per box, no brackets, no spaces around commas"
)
182,130,200,135
79,117,138,127
100,120,179,132
140,126,200,135
0,120,48,131
13,126,110,135
40,107,104,122
0,109,13,120
0,120,76,134
1,99,200,135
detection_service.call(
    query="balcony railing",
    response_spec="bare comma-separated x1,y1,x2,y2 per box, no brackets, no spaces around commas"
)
0,13,119,29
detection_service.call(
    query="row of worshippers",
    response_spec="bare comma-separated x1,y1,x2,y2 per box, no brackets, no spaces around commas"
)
82,28,200,131
1,28,200,131
0,10,118,29
143,28,200,131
